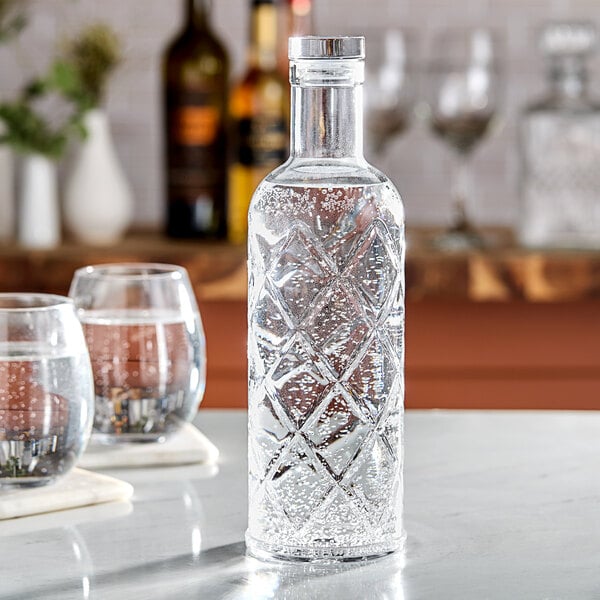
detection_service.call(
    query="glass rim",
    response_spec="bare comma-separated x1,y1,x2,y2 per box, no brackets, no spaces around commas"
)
73,263,188,281
0,293,73,312
428,27,503,70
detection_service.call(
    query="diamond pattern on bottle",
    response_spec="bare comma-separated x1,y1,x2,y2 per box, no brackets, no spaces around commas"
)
345,222,399,318
269,227,335,323
269,334,332,428
247,183,405,555
319,220,364,272
340,434,397,526
299,486,373,542
249,391,294,479
305,282,370,377
302,386,372,479
247,230,275,276
378,408,404,463
313,189,373,271
248,480,293,539
384,282,405,354
249,285,294,375
268,436,333,528
345,335,399,422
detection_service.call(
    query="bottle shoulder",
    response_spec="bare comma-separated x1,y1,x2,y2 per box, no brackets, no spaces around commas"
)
252,159,405,223
249,176,405,241
165,27,229,67
265,158,395,188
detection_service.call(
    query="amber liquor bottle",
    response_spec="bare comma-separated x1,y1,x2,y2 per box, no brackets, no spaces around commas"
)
277,0,314,77
164,0,229,239
228,0,289,244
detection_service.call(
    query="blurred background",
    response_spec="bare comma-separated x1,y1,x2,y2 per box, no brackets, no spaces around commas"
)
0,0,599,412
1,0,598,230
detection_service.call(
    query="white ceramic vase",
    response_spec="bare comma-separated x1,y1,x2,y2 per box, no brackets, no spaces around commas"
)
0,119,15,244
64,109,133,246
0,144,15,244
18,153,60,249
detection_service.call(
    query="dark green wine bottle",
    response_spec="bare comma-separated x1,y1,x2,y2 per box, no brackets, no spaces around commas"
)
163,0,229,239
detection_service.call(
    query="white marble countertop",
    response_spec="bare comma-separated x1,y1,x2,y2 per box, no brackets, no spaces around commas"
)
1,409,600,600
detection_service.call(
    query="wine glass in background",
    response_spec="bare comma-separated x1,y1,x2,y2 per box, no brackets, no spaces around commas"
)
427,28,502,249
364,29,415,158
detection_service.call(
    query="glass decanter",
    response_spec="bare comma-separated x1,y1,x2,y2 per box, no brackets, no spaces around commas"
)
520,22,600,248
247,36,405,562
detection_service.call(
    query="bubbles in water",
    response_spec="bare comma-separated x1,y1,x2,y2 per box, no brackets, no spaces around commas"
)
248,182,405,559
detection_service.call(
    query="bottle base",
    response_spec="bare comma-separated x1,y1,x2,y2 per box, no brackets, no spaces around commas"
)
245,531,406,564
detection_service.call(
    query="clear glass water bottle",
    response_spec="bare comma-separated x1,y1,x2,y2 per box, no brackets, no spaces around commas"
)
247,36,405,562
520,22,600,248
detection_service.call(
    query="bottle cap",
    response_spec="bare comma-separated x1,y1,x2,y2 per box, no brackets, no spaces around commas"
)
289,36,365,60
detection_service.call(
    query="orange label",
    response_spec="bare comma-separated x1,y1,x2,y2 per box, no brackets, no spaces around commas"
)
174,106,220,146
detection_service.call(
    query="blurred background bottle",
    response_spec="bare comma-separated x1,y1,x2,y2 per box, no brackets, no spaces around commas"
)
519,22,600,248
287,0,313,36
278,0,314,78
164,0,229,239
228,0,288,245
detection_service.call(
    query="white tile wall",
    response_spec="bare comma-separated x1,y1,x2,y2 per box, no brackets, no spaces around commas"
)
1,0,599,229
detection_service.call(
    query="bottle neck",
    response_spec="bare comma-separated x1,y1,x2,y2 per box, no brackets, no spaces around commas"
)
186,0,210,30
548,56,589,100
290,60,364,159
249,2,278,71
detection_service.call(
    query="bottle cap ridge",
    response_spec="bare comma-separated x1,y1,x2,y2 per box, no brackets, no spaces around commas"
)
289,36,365,60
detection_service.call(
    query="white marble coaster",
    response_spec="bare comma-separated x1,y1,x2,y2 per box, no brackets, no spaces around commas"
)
79,423,220,470
0,468,134,520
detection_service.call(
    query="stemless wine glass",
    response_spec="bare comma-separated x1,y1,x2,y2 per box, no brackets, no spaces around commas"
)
364,28,415,157
0,294,94,488
427,28,502,249
69,264,206,444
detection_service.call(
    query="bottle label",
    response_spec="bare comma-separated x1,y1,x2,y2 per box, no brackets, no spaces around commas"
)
168,89,223,148
166,90,227,234
236,116,288,166
173,105,220,146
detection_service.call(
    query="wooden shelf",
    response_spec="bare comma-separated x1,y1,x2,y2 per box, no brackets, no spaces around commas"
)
4,231,595,410
406,246,600,303
0,235,246,300
1,230,599,302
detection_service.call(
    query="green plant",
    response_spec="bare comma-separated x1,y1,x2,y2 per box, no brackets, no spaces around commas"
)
0,22,122,158
62,23,123,110
0,62,87,158
0,0,27,43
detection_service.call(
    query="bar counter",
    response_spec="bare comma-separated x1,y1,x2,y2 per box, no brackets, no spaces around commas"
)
1,409,598,599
